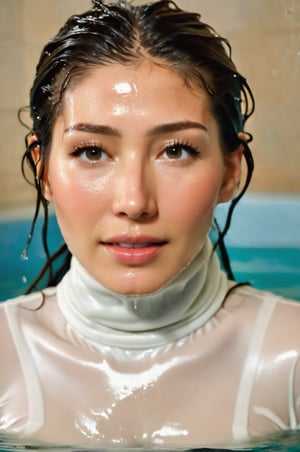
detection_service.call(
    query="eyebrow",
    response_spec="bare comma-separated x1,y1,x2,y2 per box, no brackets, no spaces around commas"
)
64,123,121,136
64,120,208,137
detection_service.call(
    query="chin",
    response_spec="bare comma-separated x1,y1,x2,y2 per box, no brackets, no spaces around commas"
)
103,274,171,297
110,283,164,297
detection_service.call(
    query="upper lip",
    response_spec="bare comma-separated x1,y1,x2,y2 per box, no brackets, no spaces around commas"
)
101,235,167,245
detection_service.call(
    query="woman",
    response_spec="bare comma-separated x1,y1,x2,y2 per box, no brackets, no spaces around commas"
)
1,0,300,449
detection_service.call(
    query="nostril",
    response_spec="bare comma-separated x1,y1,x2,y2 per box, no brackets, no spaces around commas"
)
111,168,158,219
117,208,152,220
112,192,158,220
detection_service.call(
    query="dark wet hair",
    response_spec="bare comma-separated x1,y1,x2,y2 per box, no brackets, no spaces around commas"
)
21,0,255,292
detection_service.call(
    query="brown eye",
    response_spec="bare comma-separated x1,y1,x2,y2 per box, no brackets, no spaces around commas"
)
165,145,183,159
163,142,201,160
84,146,103,161
70,144,109,162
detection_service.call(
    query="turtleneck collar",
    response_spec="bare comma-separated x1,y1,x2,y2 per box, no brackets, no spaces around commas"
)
57,238,229,349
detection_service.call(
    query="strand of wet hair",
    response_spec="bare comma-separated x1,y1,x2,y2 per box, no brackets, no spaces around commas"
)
214,140,254,280
25,243,69,294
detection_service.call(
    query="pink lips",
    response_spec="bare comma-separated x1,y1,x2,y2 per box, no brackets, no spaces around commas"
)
101,236,167,265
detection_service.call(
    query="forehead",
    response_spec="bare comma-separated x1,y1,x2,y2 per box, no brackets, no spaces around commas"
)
62,61,212,123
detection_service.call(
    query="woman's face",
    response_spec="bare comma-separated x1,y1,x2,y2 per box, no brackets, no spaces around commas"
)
44,61,241,295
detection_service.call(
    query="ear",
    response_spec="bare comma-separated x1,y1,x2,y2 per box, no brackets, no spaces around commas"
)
218,139,244,204
28,134,53,202
41,168,53,202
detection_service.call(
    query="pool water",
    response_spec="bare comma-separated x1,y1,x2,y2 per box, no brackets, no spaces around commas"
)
228,246,300,301
2,431,300,451
0,214,63,301
0,214,299,302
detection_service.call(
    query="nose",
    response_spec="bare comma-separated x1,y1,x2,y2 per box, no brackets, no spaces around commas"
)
112,158,158,220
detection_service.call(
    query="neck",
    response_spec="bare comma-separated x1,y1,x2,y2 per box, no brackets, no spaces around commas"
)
57,238,229,349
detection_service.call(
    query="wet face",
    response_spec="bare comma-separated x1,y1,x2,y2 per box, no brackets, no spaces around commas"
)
43,61,241,295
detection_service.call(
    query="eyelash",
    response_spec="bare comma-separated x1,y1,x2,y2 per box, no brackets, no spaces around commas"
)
69,142,108,161
68,139,201,162
163,140,201,159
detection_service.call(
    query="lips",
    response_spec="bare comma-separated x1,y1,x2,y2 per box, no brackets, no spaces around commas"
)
113,242,157,248
101,236,167,265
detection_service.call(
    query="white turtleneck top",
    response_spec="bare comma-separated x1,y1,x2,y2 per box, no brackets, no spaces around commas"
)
57,238,228,349
1,239,300,449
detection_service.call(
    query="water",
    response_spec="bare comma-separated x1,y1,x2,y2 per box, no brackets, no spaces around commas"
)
2,431,300,451
0,214,63,301
228,247,300,302
0,214,299,302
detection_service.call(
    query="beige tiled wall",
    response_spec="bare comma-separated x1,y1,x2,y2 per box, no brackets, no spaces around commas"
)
0,0,299,211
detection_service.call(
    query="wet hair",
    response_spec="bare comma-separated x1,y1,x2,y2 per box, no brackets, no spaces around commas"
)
21,0,255,292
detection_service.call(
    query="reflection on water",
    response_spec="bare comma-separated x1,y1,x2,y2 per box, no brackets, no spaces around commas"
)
228,247,300,302
2,432,300,452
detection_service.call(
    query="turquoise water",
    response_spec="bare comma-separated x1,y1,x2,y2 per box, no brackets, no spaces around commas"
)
228,246,300,302
0,215,63,301
0,215,299,302
1,244,299,302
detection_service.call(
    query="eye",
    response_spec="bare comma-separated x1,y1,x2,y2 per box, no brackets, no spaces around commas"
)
70,143,109,162
162,141,201,160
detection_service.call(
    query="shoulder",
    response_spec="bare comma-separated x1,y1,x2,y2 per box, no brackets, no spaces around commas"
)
0,290,54,434
0,287,57,379
225,283,300,314
0,287,57,337
225,283,300,352
223,286,300,436
0,287,57,310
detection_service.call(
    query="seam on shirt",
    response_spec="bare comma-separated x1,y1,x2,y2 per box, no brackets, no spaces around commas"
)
4,304,44,436
232,296,277,441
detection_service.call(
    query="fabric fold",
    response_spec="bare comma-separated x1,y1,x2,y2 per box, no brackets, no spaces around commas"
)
57,237,229,348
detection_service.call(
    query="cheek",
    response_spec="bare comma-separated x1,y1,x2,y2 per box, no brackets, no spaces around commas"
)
47,163,110,224
163,171,223,230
